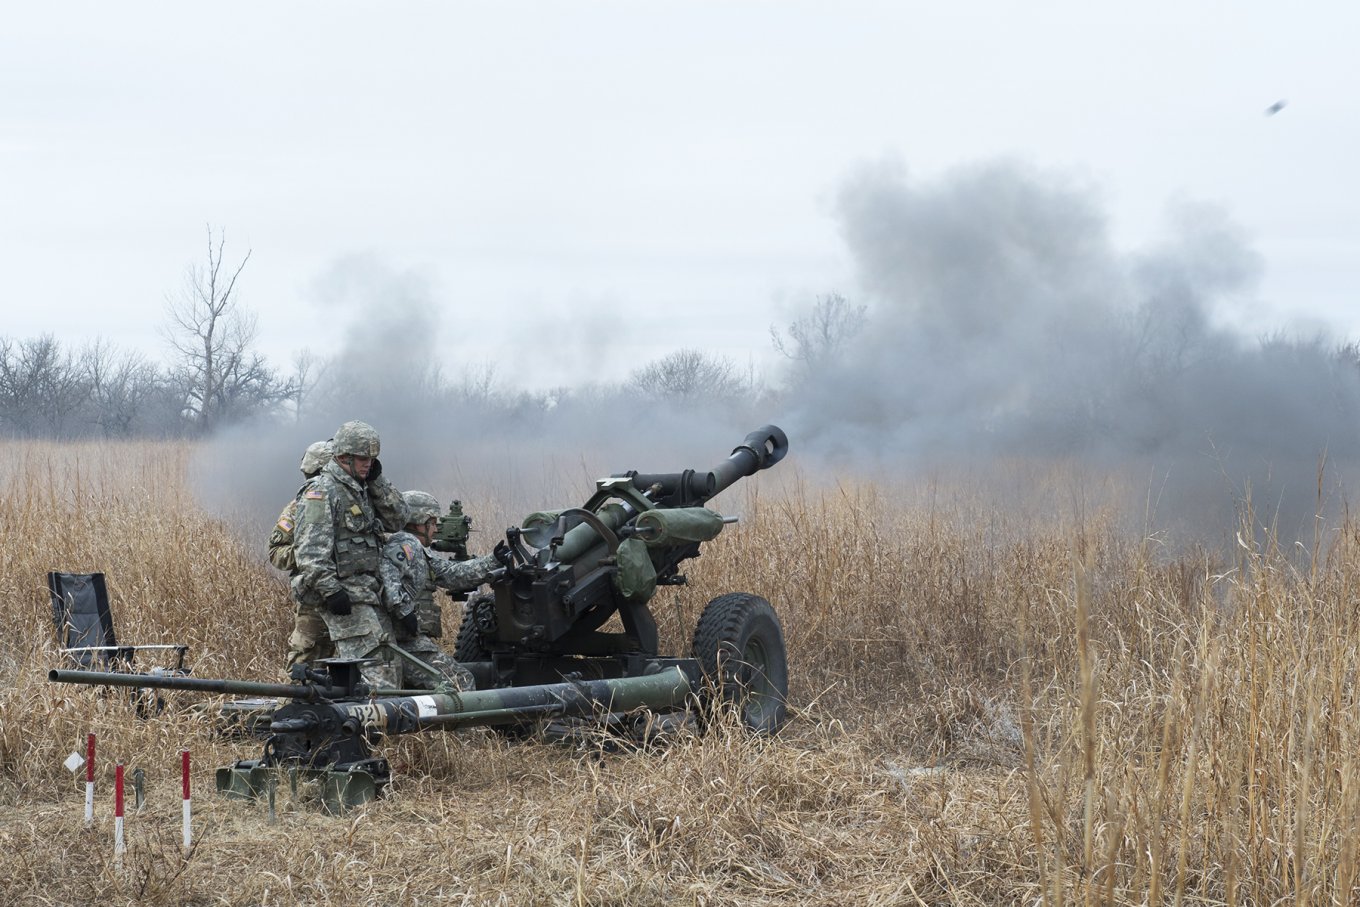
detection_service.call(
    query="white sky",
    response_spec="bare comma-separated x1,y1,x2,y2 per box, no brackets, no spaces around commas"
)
2,2,1356,387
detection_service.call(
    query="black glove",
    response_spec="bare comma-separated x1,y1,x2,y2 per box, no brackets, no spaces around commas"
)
365,457,383,483
492,540,514,568
397,610,419,638
324,589,352,616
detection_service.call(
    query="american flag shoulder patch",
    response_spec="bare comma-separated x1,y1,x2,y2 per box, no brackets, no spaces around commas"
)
304,489,324,500
401,543,414,561
277,517,294,531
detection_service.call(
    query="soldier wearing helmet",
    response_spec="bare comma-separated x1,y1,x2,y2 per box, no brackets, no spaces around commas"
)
378,490,500,691
270,440,338,667
290,421,411,689
269,441,333,573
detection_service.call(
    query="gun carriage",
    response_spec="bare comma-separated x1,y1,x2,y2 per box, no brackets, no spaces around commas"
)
456,424,790,733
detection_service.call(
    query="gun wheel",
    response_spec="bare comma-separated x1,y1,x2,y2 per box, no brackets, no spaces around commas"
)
453,592,496,662
691,592,789,734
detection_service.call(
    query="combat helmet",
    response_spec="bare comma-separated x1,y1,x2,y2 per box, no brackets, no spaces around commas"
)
299,440,333,477
332,421,381,458
402,490,442,524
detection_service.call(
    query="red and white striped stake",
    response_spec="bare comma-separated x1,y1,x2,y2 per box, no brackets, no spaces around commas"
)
114,762,126,857
181,750,192,852
84,733,95,825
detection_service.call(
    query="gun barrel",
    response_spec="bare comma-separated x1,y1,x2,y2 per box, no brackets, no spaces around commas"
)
416,666,692,729
627,424,789,506
708,424,789,497
48,669,346,701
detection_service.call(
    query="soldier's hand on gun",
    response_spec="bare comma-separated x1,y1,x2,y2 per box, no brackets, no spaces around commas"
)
325,589,352,616
397,608,419,639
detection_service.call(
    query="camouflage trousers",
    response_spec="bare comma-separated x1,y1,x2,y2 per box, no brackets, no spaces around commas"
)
388,635,475,691
286,600,335,668
320,602,401,691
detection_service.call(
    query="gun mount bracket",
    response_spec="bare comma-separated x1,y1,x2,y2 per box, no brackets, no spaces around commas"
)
549,509,620,559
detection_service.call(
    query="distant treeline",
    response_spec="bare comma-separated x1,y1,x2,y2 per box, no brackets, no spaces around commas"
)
0,334,281,439
0,224,857,441
0,224,862,440
0,328,829,440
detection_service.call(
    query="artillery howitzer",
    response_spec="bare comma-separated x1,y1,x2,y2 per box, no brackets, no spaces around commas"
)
454,424,790,733
47,425,790,811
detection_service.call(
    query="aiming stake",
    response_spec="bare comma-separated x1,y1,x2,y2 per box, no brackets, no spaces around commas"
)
181,750,192,851
85,733,95,825
114,762,125,857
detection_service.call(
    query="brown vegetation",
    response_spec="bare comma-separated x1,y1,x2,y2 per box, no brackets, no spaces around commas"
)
1,441,1357,905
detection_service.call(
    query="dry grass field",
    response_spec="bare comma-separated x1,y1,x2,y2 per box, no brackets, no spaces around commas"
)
2,440,1358,905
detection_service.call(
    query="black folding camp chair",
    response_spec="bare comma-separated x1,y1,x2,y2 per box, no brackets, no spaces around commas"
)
47,571,188,673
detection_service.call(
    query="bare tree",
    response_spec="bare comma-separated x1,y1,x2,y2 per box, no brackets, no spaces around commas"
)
283,348,321,423
164,227,289,432
0,337,27,433
770,293,867,379
454,361,500,407
80,339,163,437
629,349,744,403
0,334,88,437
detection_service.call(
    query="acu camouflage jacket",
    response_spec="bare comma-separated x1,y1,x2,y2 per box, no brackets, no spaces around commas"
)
291,462,411,606
379,531,498,637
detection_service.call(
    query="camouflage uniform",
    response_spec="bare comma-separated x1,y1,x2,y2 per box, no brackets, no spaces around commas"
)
278,492,339,668
268,499,304,573
380,529,497,690
270,441,335,667
291,423,410,690
270,441,334,573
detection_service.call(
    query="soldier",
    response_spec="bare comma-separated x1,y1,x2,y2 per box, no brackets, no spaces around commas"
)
269,441,332,572
290,420,411,690
270,440,336,667
380,491,500,691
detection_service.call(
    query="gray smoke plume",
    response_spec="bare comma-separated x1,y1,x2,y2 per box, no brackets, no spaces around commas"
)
783,159,1360,543
192,159,1360,553
192,255,773,556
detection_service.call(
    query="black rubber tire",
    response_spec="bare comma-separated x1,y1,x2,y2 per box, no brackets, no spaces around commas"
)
691,592,789,734
453,593,494,662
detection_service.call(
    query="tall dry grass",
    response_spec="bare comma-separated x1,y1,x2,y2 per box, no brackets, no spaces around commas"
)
1,440,1357,905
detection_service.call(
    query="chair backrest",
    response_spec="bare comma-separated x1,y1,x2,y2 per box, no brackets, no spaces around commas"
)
48,572,119,668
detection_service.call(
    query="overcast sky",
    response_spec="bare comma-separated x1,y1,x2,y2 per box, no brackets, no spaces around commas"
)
2,2,1355,388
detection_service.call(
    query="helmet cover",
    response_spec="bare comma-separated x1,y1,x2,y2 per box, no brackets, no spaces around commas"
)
402,490,442,524
299,440,333,477
331,421,381,458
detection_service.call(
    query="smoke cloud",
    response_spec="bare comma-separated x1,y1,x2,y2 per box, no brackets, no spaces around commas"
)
193,159,1360,553
783,159,1360,542
191,256,770,555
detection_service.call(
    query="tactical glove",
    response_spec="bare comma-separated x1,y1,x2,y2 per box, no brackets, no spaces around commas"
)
365,457,383,483
396,609,419,639
324,589,352,616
